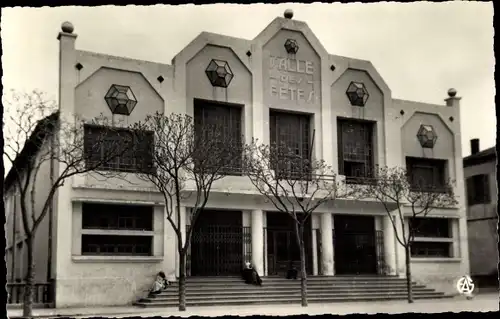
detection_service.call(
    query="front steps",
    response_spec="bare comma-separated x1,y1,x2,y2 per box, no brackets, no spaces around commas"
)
134,276,452,308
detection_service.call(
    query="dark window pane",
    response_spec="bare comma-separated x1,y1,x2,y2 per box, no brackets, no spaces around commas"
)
83,125,154,174
467,174,491,205
269,110,311,179
406,157,447,192
82,203,153,231
410,242,451,257
409,217,451,238
194,100,243,176
81,235,153,256
337,119,374,184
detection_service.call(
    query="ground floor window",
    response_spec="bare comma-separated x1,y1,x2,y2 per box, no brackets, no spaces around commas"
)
81,203,154,256
409,217,454,258
410,241,452,257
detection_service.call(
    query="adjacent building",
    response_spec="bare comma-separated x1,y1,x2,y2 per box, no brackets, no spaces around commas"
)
5,11,470,307
463,138,498,287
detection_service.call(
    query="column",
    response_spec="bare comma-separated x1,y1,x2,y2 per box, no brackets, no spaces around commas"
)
175,206,187,278
382,215,397,275
320,213,334,275
394,213,406,277
251,209,264,276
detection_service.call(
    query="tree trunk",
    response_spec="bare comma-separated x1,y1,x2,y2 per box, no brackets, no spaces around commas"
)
405,245,413,303
23,236,35,318
295,222,308,307
178,252,187,311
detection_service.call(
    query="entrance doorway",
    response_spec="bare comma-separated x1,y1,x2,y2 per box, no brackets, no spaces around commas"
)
334,215,378,275
266,212,313,276
190,210,244,276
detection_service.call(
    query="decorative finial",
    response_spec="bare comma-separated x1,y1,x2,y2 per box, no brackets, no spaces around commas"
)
284,9,294,19
61,21,74,34
447,88,457,97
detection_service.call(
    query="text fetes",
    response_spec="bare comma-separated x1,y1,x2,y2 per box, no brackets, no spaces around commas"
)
269,56,317,104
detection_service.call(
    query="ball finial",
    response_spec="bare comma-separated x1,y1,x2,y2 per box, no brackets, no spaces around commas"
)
284,9,294,19
447,88,457,97
61,21,74,34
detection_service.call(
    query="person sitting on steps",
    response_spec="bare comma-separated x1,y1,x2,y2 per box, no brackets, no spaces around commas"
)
241,262,263,286
150,271,169,295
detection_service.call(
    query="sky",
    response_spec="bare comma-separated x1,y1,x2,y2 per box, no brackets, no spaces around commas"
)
1,2,495,169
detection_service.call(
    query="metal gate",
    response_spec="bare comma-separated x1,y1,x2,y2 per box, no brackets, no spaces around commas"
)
189,225,251,276
333,229,384,275
266,228,313,276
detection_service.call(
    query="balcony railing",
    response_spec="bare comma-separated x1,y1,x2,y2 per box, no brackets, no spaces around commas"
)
7,281,54,306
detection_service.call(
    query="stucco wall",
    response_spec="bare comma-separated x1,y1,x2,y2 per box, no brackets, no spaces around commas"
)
4,137,54,283
464,159,498,277
331,69,386,168
52,15,472,306
401,112,456,179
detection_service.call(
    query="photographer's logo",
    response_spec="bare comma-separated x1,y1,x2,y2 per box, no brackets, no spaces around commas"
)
456,275,475,296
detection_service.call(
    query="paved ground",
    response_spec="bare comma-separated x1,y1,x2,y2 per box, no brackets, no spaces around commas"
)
8,293,498,318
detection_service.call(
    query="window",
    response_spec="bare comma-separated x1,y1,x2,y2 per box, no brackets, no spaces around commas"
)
84,125,154,174
409,217,450,238
409,217,453,258
194,100,243,175
82,235,152,256
411,242,451,258
269,110,312,179
466,174,491,205
81,203,154,256
406,157,447,192
337,119,374,184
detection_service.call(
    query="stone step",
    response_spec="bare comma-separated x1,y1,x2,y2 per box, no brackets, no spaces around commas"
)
155,285,430,295
135,294,452,308
162,282,420,288
149,288,439,299
183,276,403,282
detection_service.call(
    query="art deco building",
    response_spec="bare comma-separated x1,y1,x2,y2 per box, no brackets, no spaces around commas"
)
5,11,470,307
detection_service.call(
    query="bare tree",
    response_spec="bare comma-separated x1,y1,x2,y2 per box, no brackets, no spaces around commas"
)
243,139,351,307
354,165,458,303
3,90,133,317
132,111,245,311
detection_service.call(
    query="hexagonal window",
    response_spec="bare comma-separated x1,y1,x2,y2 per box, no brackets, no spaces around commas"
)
346,82,369,107
284,39,299,54
104,85,138,116
205,59,234,88
417,124,438,148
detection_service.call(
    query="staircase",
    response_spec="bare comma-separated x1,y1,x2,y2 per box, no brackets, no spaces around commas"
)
134,276,452,308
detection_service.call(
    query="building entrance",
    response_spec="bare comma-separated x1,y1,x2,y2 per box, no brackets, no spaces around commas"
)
266,212,313,276
334,215,378,275
190,210,246,276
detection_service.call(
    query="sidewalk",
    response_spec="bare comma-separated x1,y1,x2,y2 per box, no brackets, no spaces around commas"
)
7,293,498,318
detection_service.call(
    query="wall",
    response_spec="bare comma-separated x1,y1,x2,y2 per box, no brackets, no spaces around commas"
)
262,29,322,160
52,15,474,306
4,136,55,284
464,159,498,277
54,38,175,307
331,68,386,168
400,111,456,179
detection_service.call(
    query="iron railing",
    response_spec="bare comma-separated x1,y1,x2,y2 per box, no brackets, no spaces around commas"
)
7,281,54,305
332,229,385,275
186,225,251,276
314,228,322,275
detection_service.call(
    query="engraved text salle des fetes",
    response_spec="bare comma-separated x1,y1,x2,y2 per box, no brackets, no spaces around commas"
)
269,56,316,104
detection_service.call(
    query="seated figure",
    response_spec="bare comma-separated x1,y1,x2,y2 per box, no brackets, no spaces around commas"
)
150,271,169,295
242,262,262,286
